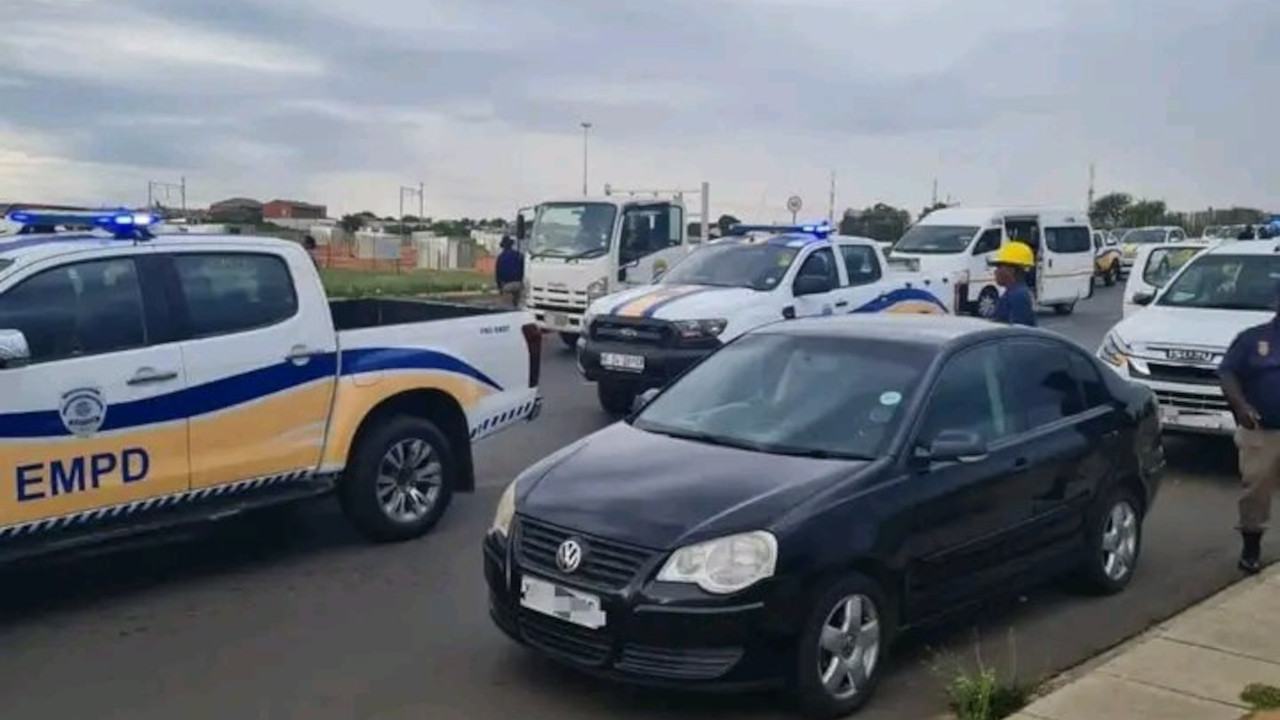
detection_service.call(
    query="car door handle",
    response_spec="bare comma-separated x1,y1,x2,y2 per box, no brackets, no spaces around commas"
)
286,345,320,365
834,301,849,307
1012,457,1030,472
127,367,178,386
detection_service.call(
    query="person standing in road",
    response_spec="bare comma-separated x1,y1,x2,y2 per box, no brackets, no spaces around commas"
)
989,242,1037,327
1218,282,1280,574
495,235,525,308
1238,225,1255,240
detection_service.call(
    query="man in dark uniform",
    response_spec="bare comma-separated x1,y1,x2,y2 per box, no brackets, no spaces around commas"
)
990,241,1037,327
1218,281,1280,574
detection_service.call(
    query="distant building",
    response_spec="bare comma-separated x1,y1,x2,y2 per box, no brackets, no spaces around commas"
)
209,197,264,223
264,199,327,221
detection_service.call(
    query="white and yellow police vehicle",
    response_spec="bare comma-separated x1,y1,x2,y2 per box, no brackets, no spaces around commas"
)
576,223,963,413
0,210,543,561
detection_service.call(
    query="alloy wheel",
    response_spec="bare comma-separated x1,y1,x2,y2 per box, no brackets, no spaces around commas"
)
375,438,443,524
1101,500,1139,581
817,594,881,701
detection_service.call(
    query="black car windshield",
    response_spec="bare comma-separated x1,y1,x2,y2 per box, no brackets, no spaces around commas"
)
1123,229,1167,244
527,202,617,259
893,225,979,254
1157,254,1280,311
633,333,928,459
659,240,800,290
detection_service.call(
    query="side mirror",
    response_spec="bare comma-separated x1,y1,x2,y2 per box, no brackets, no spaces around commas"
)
515,215,528,241
915,429,988,464
1132,291,1155,306
793,275,833,297
0,329,30,369
632,387,660,414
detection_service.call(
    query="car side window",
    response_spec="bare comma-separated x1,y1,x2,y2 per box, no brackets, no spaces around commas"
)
1069,351,1110,409
1001,340,1086,428
173,253,298,338
1044,227,1092,253
0,258,147,364
794,247,839,289
916,344,1019,445
972,229,1002,255
839,245,883,286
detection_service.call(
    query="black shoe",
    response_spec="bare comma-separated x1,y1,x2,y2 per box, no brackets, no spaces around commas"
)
1240,531,1263,575
1240,556,1262,575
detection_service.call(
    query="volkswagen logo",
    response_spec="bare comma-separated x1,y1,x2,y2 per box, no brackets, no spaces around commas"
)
618,328,639,338
556,538,584,573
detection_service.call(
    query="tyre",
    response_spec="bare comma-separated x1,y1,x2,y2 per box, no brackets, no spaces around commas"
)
1075,487,1143,595
1053,302,1075,316
1104,264,1119,287
597,381,637,416
793,573,894,718
339,414,455,543
559,332,579,349
975,286,1000,318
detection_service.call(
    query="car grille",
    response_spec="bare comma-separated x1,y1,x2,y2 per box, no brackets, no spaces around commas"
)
1155,389,1230,413
1139,362,1220,386
515,517,655,592
529,285,589,310
615,644,744,680
590,316,672,347
518,609,613,666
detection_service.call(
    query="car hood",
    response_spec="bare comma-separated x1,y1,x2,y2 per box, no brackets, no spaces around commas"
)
1111,305,1272,354
590,283,762,321
520,422,865,549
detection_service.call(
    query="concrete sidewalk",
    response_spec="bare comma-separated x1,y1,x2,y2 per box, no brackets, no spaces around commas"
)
1009,564,1280,719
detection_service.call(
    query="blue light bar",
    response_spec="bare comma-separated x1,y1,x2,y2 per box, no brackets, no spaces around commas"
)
729,222,833,239
4,209,160,240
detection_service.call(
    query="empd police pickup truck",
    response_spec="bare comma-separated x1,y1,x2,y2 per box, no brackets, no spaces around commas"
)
577,224,963,413
0,210,542,562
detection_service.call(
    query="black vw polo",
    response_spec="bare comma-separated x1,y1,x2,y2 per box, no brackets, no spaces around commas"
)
485,314,1164,717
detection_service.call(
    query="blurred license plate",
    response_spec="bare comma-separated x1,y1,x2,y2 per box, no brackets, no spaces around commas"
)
545,312,569,328
601,352,644,372
520,576,606,629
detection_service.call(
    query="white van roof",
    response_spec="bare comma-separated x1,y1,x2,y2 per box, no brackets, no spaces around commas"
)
916,206,1088,227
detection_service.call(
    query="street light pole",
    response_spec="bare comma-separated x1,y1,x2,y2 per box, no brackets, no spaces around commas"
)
580,121,592,196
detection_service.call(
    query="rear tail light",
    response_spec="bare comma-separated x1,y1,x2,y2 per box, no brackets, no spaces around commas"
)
522,322,542,388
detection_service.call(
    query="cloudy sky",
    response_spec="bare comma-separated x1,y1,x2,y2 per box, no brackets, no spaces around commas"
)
1,0,1275,221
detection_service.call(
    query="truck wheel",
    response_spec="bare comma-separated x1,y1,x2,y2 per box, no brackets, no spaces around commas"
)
559,332,579,349
975,286,999,318
1053,302,1076,315
597,381,637,416
339,415,455,543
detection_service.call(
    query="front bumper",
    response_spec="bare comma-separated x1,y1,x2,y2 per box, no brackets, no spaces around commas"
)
578,338,715,388
1107,359,1236,436
483,522,802,690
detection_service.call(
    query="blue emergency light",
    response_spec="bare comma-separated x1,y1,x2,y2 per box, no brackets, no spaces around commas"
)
729,222,833,239
4,209,160,240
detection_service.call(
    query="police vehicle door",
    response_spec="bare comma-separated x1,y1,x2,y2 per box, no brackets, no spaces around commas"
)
168,247,336,492
617,203,686,288
788,244,846,317
0,251,191,531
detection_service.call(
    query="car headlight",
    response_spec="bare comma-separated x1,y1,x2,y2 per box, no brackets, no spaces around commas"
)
656,530,777,594
490,479,518,538
672,318,727,340
586,277,608,301
1098,331,1131,368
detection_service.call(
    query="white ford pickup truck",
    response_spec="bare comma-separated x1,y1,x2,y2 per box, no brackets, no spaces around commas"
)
1098,237,1279,435
0,210,542,562
576,224,963,413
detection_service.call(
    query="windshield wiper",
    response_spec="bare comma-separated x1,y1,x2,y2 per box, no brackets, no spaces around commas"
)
762,444,874,461
560,248,609,261
639,425,770,453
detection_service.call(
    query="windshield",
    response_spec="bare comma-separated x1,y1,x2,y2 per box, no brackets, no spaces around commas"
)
1142,246,1204,287
893,225,980,254
527,202,617,259
1157,254,1280,311
659,240,800,290
633,333,928,459
1123,229,1167,245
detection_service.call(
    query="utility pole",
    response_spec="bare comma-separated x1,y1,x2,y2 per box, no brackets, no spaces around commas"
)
827,171,836,224
398,183,425,275
931,177,938,207
147,178,186,215
580,122,593,196
1087,162,1096,212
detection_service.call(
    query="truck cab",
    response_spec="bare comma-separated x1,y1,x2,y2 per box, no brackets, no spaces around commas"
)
518,183,710,347
890,206,1095,317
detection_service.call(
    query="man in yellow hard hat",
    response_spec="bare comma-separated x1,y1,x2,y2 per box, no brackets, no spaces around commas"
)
990,242,1036,327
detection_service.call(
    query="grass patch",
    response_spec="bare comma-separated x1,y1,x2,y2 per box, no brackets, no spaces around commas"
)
1242,683,1280,717
320,268,491,298
933,629,1031,720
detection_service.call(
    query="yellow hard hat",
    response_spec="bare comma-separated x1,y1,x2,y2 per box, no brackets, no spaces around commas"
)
992,241,1034,268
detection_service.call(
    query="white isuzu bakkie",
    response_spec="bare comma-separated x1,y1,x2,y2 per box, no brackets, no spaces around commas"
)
576,224,963,414
516,183,711,349
1098,238,1280,435
0,210,542,563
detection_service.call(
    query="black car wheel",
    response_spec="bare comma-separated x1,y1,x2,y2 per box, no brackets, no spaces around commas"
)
794,573,893,718
1076,487,1142,594
1053,302,1076,316
1105,263,1120,286
597,381,637,416
339,415,455,543
559,332,579,349
975,286,999,318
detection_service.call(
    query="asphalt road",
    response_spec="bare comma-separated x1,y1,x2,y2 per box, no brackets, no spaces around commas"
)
0,283,1263,720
